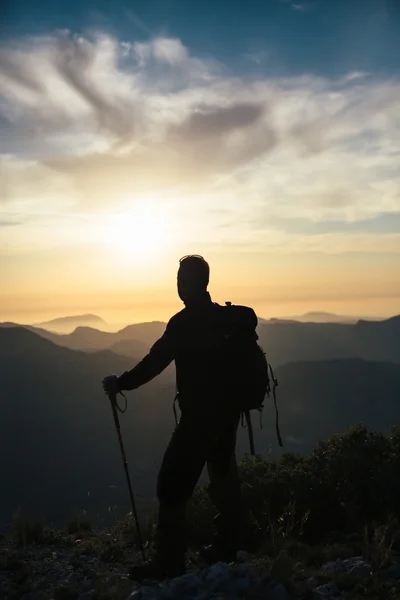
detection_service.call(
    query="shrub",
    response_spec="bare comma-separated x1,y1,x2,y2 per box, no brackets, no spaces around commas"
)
186,424,400,551
11,513,44,546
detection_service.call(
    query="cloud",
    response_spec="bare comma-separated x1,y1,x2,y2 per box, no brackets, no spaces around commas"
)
0,31,399,253
0,219,21,226
0,32,143,142
291,3,311,12
170,102,264,139
134,37,189,66
243,51,269,66
0,155,75,209
281,0,313,11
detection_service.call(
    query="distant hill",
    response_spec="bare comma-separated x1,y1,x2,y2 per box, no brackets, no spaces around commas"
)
258,315,400,366
271,358,400,452
109,338,150,359
36,314,107,333
3,316,400,367
0,327,175,529
27,321,167,355
278,311,385,324
1,324,400,528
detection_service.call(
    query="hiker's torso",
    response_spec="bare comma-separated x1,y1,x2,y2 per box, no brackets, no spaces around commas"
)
168,294,257,412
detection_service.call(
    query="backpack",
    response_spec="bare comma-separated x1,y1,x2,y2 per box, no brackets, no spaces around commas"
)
217,301,283,454
172,300,283,455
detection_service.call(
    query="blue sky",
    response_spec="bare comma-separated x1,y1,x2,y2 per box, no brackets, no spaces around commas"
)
2,0,400,76
0,0,399,323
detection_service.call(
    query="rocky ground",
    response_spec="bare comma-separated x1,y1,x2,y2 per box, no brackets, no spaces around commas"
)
2,527,400,600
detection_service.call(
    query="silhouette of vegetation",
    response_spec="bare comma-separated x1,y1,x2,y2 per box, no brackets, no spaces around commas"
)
3,426,400,599
185,425,400,552
67,515,92,535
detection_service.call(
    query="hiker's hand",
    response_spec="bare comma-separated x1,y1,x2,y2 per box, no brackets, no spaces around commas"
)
102,375,120,396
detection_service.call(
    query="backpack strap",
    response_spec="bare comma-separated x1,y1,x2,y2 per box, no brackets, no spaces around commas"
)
269,364,283,447
173,389,180,426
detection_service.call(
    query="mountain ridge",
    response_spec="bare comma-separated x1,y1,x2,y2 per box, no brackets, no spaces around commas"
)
36,314,107,333
277,311,386,323
1,324,400,528
2,315,399,364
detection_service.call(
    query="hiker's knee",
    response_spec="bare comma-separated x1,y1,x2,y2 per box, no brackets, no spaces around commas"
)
207,454,241,510
157,470,191,505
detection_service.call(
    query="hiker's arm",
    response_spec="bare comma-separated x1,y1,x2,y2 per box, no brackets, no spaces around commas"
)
117,326,175,391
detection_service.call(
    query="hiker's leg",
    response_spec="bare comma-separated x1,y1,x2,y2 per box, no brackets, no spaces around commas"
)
206,411,241,560
155,413,211,573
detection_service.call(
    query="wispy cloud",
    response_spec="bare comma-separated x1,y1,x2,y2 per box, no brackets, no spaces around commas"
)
291,3,311,12
0,219,21,226
0,31,399,254
281,0,313,12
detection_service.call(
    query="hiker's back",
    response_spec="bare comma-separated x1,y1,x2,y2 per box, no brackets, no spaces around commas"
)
170,299,264,412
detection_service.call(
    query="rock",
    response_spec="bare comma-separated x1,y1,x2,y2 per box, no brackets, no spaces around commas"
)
249,576,276,599
53,584,79,600
392,553,400,563
313,582,342,598
349,563,371,578
388,564,400,579
67,573,82,586
82,578,93,591
236,550,251,563
322,557,371,580
117,576,134,592
70,557,81,568
78,592,95,600
204,562,231,582
35,579,51,591
344,556,363,564
5,555,22,571
268,582,290,600
156,585,173,599
84,569,97,580
168,572,202,590
15,564,31,583
378,568,391,581
229,576,252,595
107,574,119,588
1,581,14,595
322,560,346,574
126,586,154,599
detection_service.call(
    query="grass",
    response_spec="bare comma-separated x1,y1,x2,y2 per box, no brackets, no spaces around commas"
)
3,425,400,599
3,513,400,600
362,516,397,571
67,515,92,536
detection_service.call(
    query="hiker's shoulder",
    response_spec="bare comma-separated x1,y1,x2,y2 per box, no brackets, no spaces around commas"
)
166,308,188,330
222,303,258,327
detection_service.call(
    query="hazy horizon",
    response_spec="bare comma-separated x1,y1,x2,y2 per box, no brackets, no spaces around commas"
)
1,303,395,334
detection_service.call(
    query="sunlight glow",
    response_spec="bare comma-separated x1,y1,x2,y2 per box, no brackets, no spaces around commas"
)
106,202,171,258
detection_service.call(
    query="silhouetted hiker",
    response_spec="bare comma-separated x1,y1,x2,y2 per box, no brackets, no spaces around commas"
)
102,255,264,581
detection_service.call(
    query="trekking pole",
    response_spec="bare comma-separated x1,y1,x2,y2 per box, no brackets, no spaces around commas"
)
108,392,146,562
243,410,256,456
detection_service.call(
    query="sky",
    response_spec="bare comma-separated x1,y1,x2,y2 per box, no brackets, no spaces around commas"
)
1,0,400,328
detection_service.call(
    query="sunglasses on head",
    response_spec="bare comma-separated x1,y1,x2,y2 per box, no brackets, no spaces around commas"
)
179,254,205,263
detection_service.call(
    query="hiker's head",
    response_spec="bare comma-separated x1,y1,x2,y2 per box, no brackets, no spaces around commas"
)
177,255,210,302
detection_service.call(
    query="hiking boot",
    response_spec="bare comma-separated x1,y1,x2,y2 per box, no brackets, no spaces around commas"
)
199,544,237,565
129,559,186,582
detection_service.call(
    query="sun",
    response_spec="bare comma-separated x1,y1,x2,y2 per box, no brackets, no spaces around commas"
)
106,202,170,258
